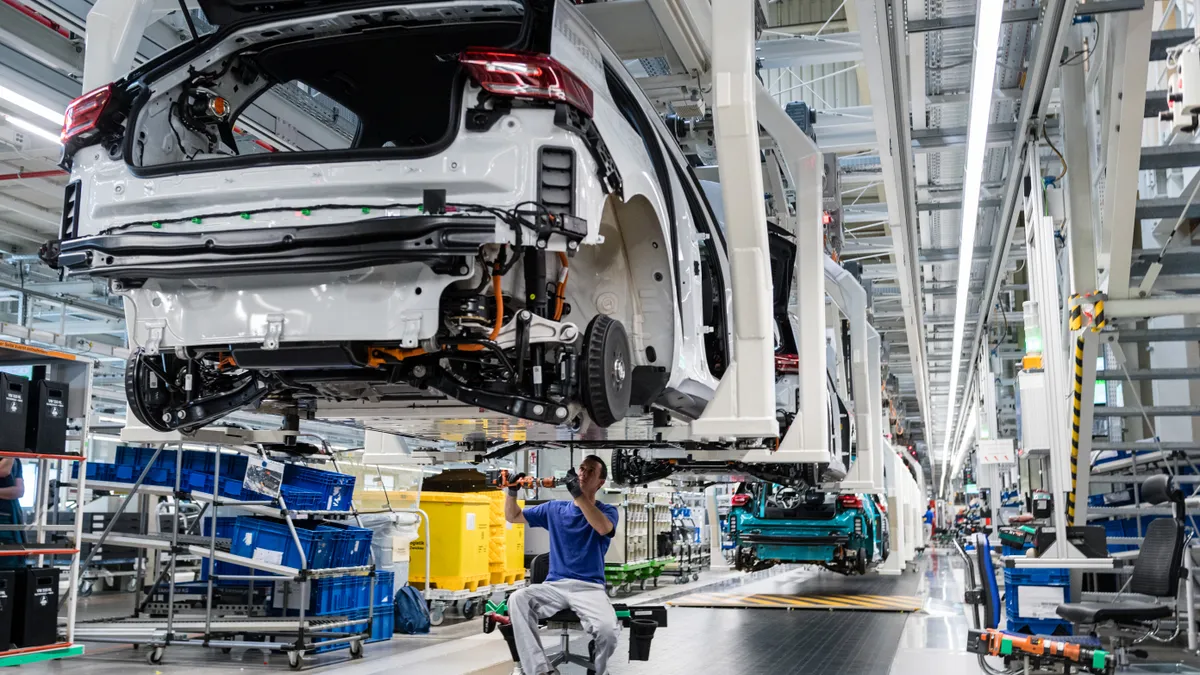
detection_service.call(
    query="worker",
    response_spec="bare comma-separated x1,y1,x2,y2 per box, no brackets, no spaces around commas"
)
0,458,24,568
504,455,620,675
923,505,935,544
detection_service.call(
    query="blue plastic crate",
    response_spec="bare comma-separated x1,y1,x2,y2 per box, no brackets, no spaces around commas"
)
221,454,249,480
202,516,238,539
284,465,356,511
376,571,394,606
368,607,394,643
1006,617,1073,636
280,485,324,510
229,516,337,570
1003,567,1070,587
318,523,372,567
73,462,117,481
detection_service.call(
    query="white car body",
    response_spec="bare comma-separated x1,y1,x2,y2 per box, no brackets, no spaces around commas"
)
50,0,736,440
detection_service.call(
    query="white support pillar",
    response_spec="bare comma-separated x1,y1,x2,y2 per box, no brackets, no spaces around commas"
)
689,0,778,439
750,82,828,459
878,449,907,575
84,0,160,91
829,257,883,493
1097,3,1153,300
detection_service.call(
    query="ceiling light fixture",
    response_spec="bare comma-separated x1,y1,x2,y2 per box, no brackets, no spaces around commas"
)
938,0,1004,498
2,113,62,145
0,84,64,125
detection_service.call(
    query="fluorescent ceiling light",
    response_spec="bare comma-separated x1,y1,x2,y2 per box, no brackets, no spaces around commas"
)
2,113,62,145
0,84,64,125
938,0,1004,498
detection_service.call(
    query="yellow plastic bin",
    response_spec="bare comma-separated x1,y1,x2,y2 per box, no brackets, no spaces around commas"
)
485,496,522,584
409,492,490,591
504,516,526,583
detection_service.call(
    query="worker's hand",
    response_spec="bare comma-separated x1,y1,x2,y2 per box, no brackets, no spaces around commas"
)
564,468,583,499
506,472,526,496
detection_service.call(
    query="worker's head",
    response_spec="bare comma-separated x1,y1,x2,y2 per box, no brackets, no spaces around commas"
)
577,455,608,495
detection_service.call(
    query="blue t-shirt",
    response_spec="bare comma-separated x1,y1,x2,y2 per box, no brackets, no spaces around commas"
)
924,509,935,524
524,500,619,586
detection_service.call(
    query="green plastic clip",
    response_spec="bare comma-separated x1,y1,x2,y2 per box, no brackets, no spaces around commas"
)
615,610,631,619
1092,650,1108,669
999,638,1013,656
241,213,251,220
362,207,371,214
191,217,201,224
1020,525,1037,534
151,222,162,229
301,209,312,216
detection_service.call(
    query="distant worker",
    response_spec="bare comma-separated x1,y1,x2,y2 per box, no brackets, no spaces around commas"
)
504,455,620,675
0,458,24,568
923,505,935,545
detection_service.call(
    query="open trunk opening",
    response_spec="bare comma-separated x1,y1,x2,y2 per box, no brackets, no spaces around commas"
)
127,11,527,172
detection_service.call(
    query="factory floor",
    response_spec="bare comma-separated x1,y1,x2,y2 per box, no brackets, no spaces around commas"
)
25,549,1198,675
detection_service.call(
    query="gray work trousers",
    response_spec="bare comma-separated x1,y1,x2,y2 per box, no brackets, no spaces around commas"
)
508,579,619,675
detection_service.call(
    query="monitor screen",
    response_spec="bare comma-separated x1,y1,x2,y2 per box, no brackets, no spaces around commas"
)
964,483,979,494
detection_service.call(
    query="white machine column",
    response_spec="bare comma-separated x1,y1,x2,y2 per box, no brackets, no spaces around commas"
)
690,0,778,438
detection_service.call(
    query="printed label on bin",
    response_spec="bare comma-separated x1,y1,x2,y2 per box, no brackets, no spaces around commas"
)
5,391,22,413
244,457,284,498
1016,585,1067,619
393,540,410,561
253,547,284,565
466,513,476,531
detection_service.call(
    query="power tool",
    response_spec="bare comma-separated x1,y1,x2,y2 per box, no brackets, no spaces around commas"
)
966,628,1114,675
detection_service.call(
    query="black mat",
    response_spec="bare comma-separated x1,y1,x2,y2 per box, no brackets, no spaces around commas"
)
608,607,908,675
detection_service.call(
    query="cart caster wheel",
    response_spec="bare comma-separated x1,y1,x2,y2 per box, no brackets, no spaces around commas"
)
126,577,139,593
430,606,446,626
462,600,477,620
692,573,700,581
606,585,618,598
222,647,233,654
349,640,363,659
79,580,93,598
287,651,302,670
147,647,165,665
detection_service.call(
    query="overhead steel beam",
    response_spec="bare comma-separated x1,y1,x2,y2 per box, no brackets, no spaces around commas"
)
755,33,863,68
926,88,1022,104
0,1,84,76
907,0,1144,33
850,0,934,454
916,198,1004,212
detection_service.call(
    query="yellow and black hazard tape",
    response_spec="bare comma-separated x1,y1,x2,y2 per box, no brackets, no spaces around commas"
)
1066,292,1108,524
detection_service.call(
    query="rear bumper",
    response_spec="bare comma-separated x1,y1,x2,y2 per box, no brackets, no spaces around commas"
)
43,215,496,278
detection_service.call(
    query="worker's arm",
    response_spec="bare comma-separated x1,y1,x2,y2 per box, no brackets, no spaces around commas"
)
505,490,527,525
0,478,23,501
0,458,13,478
574,497,615,537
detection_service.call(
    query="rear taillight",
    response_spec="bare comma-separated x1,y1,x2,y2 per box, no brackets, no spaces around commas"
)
61,85,113,144
838,495,863,509
775,353,799,373
731,494,751,507
459,50,594,117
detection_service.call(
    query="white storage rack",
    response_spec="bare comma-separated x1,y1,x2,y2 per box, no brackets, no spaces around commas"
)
65,428,432,669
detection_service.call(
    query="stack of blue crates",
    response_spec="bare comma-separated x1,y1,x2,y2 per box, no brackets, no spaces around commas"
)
1003,567,1072,635
290,571,394,651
